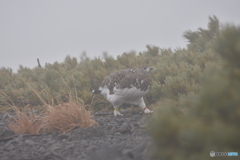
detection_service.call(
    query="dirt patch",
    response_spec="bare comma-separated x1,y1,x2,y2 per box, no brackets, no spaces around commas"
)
0,111,154,160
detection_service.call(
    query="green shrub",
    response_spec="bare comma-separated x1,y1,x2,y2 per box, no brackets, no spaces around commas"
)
149,25,240,160
0,16,221,112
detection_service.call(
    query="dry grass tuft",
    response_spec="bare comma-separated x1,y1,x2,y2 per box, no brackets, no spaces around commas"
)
7,101,97,135
7,107,43,134
42,101,97,133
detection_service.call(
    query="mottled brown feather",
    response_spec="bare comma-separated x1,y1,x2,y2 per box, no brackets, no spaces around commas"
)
100,67,152,95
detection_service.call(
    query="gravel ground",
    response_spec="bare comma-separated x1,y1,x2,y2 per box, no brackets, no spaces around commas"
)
0,110,155,160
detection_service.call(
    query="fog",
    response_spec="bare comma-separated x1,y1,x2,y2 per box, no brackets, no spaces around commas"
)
1,0,240,71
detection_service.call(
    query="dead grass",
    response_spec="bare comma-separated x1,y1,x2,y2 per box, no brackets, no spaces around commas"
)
4,73,98,134
7,106,43,134
7,101,97,134
42,101,97,133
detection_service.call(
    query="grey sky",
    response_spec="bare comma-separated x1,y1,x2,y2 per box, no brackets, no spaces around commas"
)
1,0,240,72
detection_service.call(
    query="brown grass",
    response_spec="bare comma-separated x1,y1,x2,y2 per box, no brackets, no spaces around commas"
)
42,101,97,133
7,106,43,134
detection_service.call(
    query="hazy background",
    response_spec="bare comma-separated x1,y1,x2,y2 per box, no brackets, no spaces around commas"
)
1,0,240,72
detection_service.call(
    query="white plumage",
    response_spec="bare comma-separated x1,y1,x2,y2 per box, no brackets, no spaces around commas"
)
93,65,153,116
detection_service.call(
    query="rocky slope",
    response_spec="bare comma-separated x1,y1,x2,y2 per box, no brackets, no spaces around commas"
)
0,111,154,160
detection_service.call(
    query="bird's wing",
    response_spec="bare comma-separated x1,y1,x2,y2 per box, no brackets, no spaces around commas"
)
118,69,152,91
100,69,130,94
100,68,152,94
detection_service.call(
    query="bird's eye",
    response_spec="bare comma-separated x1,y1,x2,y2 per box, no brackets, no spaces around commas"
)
144,67,146,69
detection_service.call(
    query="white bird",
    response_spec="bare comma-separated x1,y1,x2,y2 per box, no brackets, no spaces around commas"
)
92,65,153,116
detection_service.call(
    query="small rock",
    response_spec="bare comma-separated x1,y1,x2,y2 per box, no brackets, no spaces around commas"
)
57,134,69,140
85,145,132,160
38,146,45,153
113,126,132,135
2,113,9,120
0,129,15,138
25,139,35,146
114,132,121,136
123,150,134,159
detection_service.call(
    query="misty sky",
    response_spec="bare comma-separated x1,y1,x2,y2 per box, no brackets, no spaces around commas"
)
1,0,240,72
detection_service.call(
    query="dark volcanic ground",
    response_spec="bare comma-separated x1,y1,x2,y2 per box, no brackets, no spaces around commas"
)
0,110,155,160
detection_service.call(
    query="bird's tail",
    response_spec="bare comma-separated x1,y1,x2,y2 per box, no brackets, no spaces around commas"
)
92,89,101,95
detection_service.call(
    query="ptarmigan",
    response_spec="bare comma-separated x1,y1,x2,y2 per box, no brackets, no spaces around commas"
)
92,65,153,116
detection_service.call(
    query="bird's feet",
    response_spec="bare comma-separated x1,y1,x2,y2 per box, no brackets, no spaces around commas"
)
143,108,153,114
114,108,123,116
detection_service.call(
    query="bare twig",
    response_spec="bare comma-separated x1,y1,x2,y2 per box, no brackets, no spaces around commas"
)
37,58,41,68
0,135,17,142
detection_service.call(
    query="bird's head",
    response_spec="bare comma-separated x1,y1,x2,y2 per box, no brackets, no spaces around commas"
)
139,65,153,73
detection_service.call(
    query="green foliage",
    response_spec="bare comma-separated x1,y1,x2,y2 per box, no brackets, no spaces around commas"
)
214,25,240,68
0,16,221,113
183,15,219,52
149,25,240,160
0,46,219,111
